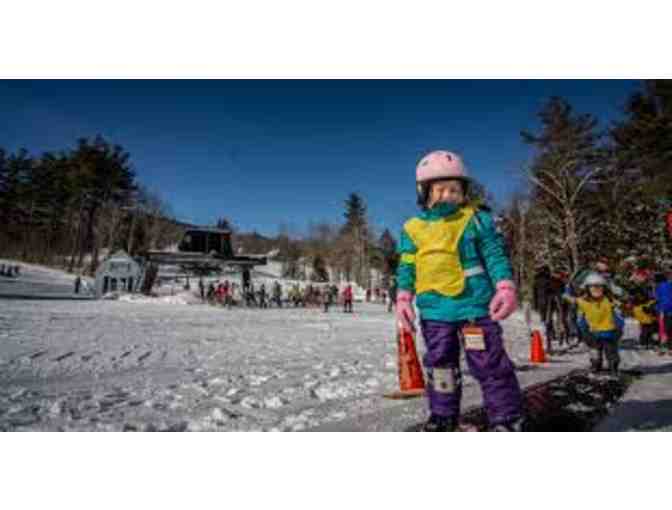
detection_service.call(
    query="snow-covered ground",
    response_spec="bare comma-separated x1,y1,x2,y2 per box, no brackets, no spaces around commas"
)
0,258,94,298
1,259,671,431
595,350,672,431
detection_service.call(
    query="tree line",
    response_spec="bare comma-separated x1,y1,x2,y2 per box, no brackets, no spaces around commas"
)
0,135,183,274
3,80,669,292
215,192,400,288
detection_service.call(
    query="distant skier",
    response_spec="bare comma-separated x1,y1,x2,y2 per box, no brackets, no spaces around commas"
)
273,281,283,308
246,283,258,307
322,285,332,312
74,275,81,294
342,284,353,313
303,285,312,308
258,283,268,308
199,278,205,301
223,280,234,308
387,276,397,313
230,283,240,306
396,150,523,432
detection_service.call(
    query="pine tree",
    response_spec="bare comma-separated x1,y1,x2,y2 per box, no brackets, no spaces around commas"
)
611,79,672,197
607,79,672,265
339,193,371,286
342,193,367,232
378,228,398,287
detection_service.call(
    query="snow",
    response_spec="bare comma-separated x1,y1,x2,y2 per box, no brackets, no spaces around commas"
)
2,259,672,431
594,348,672,431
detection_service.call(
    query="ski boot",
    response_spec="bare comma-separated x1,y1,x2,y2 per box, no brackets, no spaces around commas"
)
490,416,526,432
421,414,457,432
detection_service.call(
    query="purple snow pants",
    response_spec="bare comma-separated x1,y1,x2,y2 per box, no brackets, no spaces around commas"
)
420,316,523,426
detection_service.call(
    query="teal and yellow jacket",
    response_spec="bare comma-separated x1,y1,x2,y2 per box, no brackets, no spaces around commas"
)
396,202,513,322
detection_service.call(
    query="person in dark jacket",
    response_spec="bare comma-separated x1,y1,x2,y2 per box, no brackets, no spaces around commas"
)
387,276,398,313
343,284,354,313
532,266,563,352
258,283,268,308
322,285,331,312
273,281,283,308
199,278,205,301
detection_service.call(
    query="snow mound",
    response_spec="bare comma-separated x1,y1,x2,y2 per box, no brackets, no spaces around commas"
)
118,291,201,305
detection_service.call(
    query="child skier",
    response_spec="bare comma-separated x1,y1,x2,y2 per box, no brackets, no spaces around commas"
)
631,289,657,349
395,150,522,432
562,272,624,374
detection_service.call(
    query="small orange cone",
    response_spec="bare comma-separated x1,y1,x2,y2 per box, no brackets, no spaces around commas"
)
530,330,547,363
383,327,426,399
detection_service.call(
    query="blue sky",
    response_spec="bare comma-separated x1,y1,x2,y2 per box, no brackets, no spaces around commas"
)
0,79,640,238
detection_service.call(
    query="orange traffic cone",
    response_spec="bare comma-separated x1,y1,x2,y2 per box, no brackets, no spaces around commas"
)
530,329,547,363
383,327,426,399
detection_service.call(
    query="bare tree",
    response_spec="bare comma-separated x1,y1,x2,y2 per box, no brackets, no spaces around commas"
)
525,154,605,272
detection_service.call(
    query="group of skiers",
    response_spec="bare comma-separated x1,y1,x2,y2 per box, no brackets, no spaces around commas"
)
199,277,356,313
533,256,672,376
389,149,672,432
0,263,20,277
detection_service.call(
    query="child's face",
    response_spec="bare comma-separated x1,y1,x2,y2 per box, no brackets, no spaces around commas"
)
428,179,465,208
588,285,604,299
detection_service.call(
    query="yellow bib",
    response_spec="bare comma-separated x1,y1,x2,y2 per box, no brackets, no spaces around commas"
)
633,302,656,325
576,297,616,332
404,206,476,297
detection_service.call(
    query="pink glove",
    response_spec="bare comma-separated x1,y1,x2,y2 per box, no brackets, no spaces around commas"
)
395,290,416,332
489,280,518,321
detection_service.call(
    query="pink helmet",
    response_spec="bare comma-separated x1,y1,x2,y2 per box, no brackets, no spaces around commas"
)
416,150,469,183
415,150,470,208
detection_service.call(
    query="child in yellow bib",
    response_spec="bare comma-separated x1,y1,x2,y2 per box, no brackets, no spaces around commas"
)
395,150,522,432
563,272,623,374
631,289,657,349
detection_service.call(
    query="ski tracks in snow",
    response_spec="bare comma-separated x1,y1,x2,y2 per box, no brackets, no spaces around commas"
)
0,299,397,430
4,293,648,431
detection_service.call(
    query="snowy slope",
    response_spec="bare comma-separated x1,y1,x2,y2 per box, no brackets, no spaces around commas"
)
594,348,672,431
1,259,667,431
0,258,94,298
